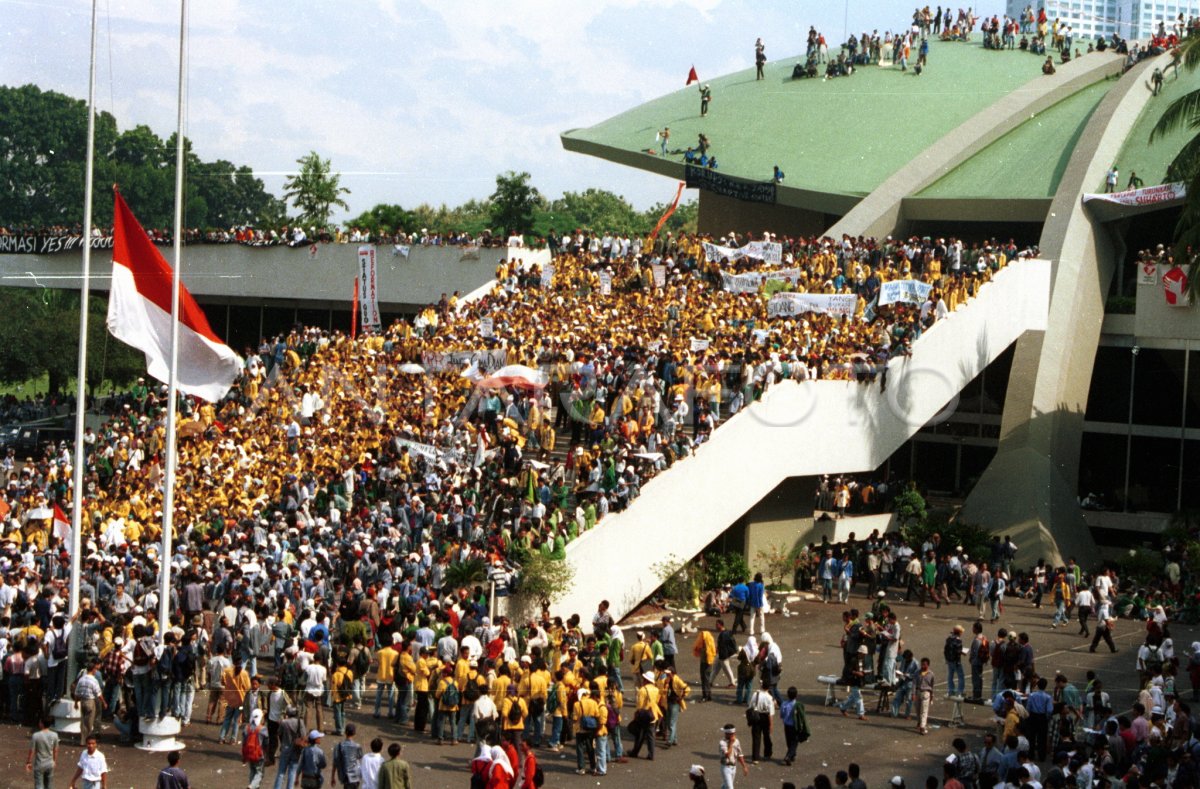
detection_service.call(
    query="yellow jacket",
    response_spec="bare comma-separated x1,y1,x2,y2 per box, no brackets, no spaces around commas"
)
692,631,716,664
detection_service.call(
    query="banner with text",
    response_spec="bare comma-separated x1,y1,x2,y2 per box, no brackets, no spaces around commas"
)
878,279,933,306
420,348,508,373
652,265,667,288
540,263,554,286
1083,182,1186,207
767,292,857,318
357,245,382,332
685,165,777,204
599,271,612,295
719,267,804,294
703,240,783,265
0,233,116,255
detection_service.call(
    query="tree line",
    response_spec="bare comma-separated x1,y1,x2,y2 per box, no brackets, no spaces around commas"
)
1,84,696,239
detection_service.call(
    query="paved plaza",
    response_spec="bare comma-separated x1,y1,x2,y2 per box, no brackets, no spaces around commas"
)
0,588,1162,789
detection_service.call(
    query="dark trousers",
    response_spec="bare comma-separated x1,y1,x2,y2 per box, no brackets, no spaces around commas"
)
414,691,430,732
1091,627,1116,652
629,714,655,759
1027,712,1049,761
783,723,798,763
751,718,772,761
1078,606,1092,635
267,718,280,765
731,606,747,633
700,661,712,700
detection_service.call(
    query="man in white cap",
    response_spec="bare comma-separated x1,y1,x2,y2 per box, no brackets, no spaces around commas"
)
718,723,748,788
298,730,327,788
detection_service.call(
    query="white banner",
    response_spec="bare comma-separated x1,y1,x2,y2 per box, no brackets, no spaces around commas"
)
599,271,612,295
479,317,494,338
690,337,711,352
1139,262,1159,286
720,268,804,294
420,348,508,373
395,437,463,465
393,244,410,258
878,279,933,306
357,245,382,332
703,240,783,265
767,292,857,318
540,263,554,287
652,265,666,288
1083,182,1186,207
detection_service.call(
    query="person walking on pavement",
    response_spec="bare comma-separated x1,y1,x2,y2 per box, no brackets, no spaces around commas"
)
298,731,328,789
68,735,108,789
660,616,678,669
748,574,767,635
747,680,776,763
718,723,749,789
26,715,58,789
693,626,716,702
154,751,188,789
915,657,936,735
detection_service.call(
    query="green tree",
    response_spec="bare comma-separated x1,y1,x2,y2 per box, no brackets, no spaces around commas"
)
283,150,351,228
550,188,641,233
346,203,415,236
0,288,141,394
489,170,540,235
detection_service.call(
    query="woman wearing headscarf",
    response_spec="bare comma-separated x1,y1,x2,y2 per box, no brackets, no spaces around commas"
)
470,743,493,787
242,708,267,789
487,744,515,789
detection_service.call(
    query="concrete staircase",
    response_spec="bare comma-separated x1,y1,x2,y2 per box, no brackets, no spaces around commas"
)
553,259,1052,621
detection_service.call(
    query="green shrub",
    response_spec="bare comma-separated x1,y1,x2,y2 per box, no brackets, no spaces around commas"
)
704,551,750,588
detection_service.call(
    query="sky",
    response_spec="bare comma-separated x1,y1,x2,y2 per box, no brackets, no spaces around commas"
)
4,0,1003,221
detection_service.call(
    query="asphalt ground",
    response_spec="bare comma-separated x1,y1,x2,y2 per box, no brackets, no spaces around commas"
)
0,588,1171,789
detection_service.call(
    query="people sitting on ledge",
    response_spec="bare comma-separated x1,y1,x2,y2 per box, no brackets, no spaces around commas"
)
1042,56,1056,75
825,53,853,78
792,56,819,79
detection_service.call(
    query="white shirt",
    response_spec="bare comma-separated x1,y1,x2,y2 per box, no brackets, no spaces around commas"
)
305,663,327,697
76,749,108,781
360,752,384,789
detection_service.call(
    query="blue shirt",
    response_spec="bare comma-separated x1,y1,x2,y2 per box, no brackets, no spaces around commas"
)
730,584,749,605
1026,689,1054,715
748,581,765,609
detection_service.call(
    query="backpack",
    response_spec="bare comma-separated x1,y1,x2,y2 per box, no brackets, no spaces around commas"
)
605,700,618,730
242,724,264,763
506,699,523,724
463,672,482,703
133,636,156,667
51,629,69,662
545,683,559,715
441,680,460,708
1145,646,1164,675
353,647,371,677
533,767,545,787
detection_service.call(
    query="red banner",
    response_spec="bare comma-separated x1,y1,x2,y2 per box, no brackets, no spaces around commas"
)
649,182,686,242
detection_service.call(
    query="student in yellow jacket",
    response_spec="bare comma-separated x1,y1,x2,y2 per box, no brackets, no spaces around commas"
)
572,688,603,775
412,647,437,734
433,666,459,745
693,628,716,701
629,671,661,760
330,661,354,735
395,646,416,726
500,685,528,746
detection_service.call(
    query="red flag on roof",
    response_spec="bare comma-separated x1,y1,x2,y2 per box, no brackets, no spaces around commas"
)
107,188,242,402
686,65,699,86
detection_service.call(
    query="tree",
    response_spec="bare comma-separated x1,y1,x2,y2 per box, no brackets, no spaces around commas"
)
509,553,573,620
489,170,540,235
346,203,415,236
0,288,141,394
1150,37,1200,291
283,150,350,228
550,189,641,234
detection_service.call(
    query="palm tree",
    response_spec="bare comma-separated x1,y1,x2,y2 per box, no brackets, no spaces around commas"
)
1150,38,1200,278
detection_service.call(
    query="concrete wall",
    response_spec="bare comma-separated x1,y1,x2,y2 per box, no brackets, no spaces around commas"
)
961,53,1170,566
0,243,546,313
829,53,1124,239
1135,262,1200,340
697,191,832,237
554,259,1049,621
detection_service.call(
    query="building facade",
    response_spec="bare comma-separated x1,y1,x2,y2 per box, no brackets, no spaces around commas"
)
1008,0,1200,40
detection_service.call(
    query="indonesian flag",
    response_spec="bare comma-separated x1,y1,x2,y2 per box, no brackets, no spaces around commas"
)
477,364,549,390
686,65,699,86
107,189,242,402
52,503,71,544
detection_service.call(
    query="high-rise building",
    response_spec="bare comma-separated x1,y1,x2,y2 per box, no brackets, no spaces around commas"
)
1005,0,1200,40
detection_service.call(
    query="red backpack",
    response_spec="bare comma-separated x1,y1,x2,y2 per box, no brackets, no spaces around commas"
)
242,725,264,763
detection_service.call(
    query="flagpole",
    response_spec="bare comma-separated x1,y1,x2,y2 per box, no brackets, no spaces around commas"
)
158,0,188,642
65,0,99,692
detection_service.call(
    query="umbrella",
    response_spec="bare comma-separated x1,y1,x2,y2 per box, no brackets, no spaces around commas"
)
477,364,549,390
398,363,425,374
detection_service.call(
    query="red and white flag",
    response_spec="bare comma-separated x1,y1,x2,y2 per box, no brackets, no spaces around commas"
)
686,65,699,85
52,503,71,544
107,189,242,402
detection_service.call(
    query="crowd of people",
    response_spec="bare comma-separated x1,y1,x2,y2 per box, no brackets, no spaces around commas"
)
0,222,1036,789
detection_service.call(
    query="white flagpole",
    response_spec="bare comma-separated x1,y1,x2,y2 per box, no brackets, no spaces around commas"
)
159,0,188,641
66,0,99,687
